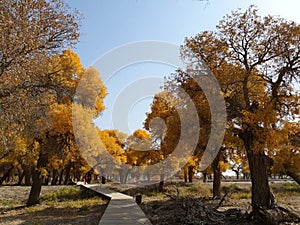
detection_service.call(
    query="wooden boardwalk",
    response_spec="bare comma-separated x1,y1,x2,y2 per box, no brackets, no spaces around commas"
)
80,184,152,225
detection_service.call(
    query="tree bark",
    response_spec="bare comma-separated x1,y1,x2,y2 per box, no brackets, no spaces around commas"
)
212,151,221,198
241,129,272,217
26,151,48,206
188,166,194,183
27,135,63,206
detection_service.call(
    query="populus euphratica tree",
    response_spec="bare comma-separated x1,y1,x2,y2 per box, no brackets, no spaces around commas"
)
178,5,300,218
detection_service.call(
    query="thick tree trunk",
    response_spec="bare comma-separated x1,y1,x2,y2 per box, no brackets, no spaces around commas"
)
247,151,271,208
188,166,194,183
27,152,48,206
27,135,63,206
241,129,272,217
212,151,221,198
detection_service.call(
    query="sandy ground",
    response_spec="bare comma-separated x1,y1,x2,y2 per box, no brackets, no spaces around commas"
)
0,182,299,225
0,185,107,225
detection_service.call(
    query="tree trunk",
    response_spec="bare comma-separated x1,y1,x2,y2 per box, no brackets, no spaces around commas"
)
184,169,188,182
202,172,207,183
64,162,72,185
58,169,64,185
241,129,272,217
286,169,300,185
158,173,165,192
119,169,124,184
247,151,271,208
233,170,239,180
0,165,14,185
44,172,50,185
147,173,151,181
212,151,221,198
188,166,193,183
27,151,48,206
23,166,32,185
27,135,63,206
18,170,25,185
51,169,59,185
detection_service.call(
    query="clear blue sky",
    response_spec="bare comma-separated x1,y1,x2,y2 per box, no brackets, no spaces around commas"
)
65,0,300,134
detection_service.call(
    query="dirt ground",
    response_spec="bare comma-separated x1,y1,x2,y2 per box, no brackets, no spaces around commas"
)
0,185,107,225
0,182,299,225
105,181,300,225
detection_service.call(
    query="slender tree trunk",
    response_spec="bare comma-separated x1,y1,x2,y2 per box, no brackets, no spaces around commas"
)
123,169,130,184
119,169,124,184
44,172,50,185
286,169,300,185
212,151,221,198
58,169,64,185
64,163,72,185
184,169,188,182
158,173,165,192
188,166,193,183
202,172,207,183
23,166,32,185
233,170,239,180
51,169,59,185
18,170,25,185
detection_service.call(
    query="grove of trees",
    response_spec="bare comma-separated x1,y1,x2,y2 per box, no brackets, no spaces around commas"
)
0,1,299,223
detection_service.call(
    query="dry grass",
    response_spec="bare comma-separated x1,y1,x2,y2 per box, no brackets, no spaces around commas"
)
0,185,108,225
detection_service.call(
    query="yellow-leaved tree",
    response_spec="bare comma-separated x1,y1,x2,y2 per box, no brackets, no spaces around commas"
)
175,5,300,220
